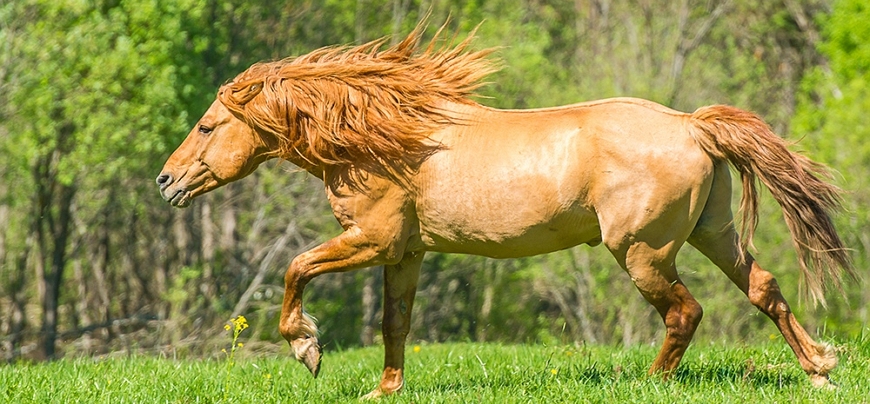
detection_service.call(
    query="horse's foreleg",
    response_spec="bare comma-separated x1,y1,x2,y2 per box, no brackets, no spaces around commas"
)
279,227,386,377
362,251,424,399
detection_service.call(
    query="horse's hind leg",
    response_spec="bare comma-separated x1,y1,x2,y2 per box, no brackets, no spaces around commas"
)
608,241,704,376
597,171,708,377
687,163,836,387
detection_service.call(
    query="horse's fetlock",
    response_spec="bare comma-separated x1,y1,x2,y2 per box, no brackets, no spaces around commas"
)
811,342,837,374
279,314,319,342
278,322,295,341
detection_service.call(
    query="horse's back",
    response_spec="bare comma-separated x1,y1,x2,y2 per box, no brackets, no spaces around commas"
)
412,99,715,257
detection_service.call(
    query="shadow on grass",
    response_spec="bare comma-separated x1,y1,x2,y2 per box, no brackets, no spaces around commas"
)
671,363,803,387
409,362,803,396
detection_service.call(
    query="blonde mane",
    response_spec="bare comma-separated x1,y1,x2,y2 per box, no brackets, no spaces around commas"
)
217,25,498,172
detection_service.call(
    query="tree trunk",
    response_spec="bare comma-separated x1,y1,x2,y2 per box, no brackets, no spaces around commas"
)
200,199,216,304
231,220,296,318
39,182,75,360
570,248,598,343
72,259,92,353
220,184,237,250
173,208,191,265
477,263,495,341
90,199,113,341
0,203,7,268
666,0,728,105
4,241,29,361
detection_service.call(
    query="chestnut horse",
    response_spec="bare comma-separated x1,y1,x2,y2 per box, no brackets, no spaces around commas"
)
157,27,852,397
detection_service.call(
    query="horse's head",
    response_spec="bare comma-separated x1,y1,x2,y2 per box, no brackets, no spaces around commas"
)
156,97,276,207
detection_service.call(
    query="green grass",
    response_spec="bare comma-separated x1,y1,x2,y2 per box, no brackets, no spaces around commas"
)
2,338,869,403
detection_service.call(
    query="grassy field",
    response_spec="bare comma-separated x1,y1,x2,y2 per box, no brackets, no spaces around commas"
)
2,337,868,403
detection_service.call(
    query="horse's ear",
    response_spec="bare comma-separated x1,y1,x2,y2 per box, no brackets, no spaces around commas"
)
220,80,264,107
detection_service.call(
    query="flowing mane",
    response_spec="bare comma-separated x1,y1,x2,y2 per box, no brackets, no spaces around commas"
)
217,25,498,171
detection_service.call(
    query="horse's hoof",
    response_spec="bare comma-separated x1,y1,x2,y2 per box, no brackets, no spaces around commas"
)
290,336,322,378
360,387,400,400
810,373,838,389
360,389,384,400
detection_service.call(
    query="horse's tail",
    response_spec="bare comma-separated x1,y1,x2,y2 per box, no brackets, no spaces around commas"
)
688,105,853,306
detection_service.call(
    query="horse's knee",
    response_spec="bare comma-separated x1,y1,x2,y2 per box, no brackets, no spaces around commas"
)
284,255,310,287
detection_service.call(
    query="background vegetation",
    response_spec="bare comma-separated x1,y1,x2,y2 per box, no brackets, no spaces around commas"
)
0,0,868,361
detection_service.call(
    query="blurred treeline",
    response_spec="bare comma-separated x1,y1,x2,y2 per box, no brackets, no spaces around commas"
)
0,0,867,361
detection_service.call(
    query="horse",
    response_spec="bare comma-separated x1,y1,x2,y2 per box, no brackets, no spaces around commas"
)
156,25,853,397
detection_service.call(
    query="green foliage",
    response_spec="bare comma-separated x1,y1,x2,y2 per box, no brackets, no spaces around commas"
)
3,0,192,180
790,0,870,336
1,0,867,361
794,0,870,167
2,340,869,402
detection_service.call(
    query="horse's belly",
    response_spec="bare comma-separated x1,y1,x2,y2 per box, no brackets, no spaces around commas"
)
413,115,602,257
415,201,601,258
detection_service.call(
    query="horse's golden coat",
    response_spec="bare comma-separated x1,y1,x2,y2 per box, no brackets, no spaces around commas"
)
157,25,852,397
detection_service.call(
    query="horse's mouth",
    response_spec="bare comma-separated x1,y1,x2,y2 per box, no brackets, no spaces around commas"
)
164,189,193,208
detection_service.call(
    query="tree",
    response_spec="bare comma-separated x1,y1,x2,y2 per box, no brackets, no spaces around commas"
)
791,0,870,334
1,0,864,359
1,0,194,358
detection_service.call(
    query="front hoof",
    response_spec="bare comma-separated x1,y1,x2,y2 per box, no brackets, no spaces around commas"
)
290,337,322,378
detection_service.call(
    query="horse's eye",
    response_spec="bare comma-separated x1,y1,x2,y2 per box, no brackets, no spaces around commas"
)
198,125,213,135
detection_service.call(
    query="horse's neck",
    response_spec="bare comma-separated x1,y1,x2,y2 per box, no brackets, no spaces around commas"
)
280,151,325,178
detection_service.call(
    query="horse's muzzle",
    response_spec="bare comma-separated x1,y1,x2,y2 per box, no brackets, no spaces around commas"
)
156,173,192,207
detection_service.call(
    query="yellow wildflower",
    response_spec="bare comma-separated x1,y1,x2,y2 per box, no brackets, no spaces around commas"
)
550,368,558,375
413,345,421,353
232,315,249,332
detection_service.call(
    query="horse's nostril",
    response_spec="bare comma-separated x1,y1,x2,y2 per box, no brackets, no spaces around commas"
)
156,173,173,188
